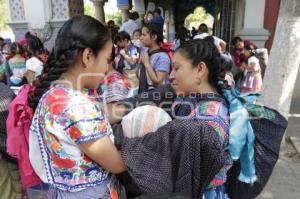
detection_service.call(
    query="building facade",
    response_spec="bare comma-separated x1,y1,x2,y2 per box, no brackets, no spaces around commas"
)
6,0,277,49
6,0,300,98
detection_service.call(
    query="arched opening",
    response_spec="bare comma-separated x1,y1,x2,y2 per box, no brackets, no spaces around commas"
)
173,0,216,34
184,6,214,36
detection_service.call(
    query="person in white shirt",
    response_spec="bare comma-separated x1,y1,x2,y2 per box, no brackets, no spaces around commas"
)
120,12,139,38
24,33,45,83
132,11,143,29
194,33,226,53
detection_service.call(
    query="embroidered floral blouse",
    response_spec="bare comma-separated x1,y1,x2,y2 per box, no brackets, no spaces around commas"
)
29,85,113,191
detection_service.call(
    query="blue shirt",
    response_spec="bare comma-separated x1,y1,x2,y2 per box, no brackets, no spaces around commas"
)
149,51,170,85
149,16,164,33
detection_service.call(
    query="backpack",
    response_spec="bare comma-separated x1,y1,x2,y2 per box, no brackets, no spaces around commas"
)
226,104,287,199
160,42,174,62
6,84,42,189
138,43,173,94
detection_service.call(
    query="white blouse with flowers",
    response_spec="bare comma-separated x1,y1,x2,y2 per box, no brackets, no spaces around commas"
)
29,85,113,191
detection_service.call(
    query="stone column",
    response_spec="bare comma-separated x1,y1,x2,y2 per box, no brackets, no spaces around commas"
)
169,11,175,42
164,10,170,41
133,0,145,21
91,0,107,23
6,0,27,41
237,0,270,48
119,5,130,23
117,0,131,23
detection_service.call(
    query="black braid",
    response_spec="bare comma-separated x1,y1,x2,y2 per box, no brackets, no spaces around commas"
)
28,15,111,109
29,43,85,108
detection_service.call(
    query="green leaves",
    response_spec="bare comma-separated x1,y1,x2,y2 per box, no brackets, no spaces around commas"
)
0,0,9,31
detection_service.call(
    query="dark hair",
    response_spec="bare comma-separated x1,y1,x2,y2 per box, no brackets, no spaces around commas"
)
111,45,117,70
0,37,4,42
128,12,135,20
133,29,142,36
25,33,44,57
198,23,208,33
153,8,161,15
28,15,111,109
131,12,139,20
25,32,44,57
143,22,164,45
107,20,115,25
175,39,222,88
231,36,243,46
115,31,131,43
10,42,25,56
175,27,189,44
244,44,256,56
203,36,215,45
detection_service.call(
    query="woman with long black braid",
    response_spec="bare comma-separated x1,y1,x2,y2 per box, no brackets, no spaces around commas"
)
28,15,126,198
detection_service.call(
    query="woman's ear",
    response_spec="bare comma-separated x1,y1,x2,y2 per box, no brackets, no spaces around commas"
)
151,34,157,41
82,48,93,68
195,61,208,80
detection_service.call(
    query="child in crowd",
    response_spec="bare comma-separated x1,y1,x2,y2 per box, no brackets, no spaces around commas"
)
241,44,262,93
28,15,126,198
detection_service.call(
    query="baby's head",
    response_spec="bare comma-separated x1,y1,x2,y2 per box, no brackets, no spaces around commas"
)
121,105,172,138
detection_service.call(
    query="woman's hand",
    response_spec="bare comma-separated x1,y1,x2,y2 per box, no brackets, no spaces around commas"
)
140,53,150,66
120,49,126,57
241,62,247,71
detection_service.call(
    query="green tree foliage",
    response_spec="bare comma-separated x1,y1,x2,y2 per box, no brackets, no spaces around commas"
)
0,0,9,30
106,12,122,26
84,3,122,26
185,7,209,28
84,3,95,17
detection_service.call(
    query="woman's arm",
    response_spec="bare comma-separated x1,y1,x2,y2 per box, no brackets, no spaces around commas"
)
144,62,167,86
140,53,168,86
79,136,127,174
24,70,36,83
120,49,138,66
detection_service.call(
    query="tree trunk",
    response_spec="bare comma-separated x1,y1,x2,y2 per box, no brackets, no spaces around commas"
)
259,0,300,119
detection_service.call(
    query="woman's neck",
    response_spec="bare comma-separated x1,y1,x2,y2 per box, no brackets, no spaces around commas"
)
13,54,24,59
10,54,25,61
148,43,160,52
57,71,84,92
193,83,219,96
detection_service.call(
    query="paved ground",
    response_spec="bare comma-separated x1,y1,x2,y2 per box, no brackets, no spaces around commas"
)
257,98,300,199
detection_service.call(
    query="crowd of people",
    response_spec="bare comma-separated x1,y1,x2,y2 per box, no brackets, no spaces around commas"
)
0,7,285,199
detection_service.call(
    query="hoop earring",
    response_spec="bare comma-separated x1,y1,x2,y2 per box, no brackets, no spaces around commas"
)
197,77,202,85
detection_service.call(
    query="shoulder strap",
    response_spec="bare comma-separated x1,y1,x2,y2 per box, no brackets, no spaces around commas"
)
148,48,163,56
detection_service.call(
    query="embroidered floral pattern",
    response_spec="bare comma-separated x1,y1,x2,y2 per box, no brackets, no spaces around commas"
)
30,86,111,191
191,101,232,188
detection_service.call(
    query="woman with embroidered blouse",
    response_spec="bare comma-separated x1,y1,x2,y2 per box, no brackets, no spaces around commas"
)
28,16,126,198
